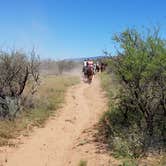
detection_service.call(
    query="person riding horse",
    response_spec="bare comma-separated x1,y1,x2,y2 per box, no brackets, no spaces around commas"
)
83,59,94,83
100,62,107,72
96,61,100,72
86,59,94,82
82,59,88,75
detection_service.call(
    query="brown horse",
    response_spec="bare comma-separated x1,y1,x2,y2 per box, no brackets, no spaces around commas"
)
100,63,107,72
87,66,94,83
96,64,100,72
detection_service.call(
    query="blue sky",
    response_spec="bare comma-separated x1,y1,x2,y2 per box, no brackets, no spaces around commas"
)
0,0,166,59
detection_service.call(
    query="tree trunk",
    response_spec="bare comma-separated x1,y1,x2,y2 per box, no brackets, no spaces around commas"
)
145,114,154,147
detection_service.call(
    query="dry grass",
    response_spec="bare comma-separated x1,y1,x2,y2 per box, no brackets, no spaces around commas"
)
78,160,87,166
0,75,80,147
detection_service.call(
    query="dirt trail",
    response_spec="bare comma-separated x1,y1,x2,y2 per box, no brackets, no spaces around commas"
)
0,76,119,166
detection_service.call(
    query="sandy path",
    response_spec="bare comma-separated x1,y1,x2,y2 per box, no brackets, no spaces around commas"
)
0,77,119,166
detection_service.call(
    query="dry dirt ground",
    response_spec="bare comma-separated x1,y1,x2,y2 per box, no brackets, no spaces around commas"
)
0,76,120,166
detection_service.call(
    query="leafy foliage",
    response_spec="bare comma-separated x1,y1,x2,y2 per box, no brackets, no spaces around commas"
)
102,27,166,157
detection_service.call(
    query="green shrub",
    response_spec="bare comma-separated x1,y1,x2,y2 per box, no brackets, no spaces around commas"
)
120,159,138,166
100,26,166,161
110,27,166,144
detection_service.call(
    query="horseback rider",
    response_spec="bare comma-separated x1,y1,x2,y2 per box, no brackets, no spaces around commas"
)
82,58,94,82
93,63,96,74
96,61,100,72
87,59,94,69
82,59,87,72
82,59,88,80
87,59,94,76
83,59,87,67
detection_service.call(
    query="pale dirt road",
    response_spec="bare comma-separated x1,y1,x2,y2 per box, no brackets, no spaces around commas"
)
0,76,119,166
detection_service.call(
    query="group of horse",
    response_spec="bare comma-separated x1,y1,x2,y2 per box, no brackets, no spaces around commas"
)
82,62,107,83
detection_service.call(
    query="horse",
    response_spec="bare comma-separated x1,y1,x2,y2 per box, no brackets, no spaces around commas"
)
96,64,100,72
100,63,107,72
86,66,94,83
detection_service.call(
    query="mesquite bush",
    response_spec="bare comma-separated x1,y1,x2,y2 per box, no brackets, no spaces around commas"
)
105,28,166,154
0,49,40,119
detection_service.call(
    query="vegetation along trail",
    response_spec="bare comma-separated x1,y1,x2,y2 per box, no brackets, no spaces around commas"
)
1,76,117,166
